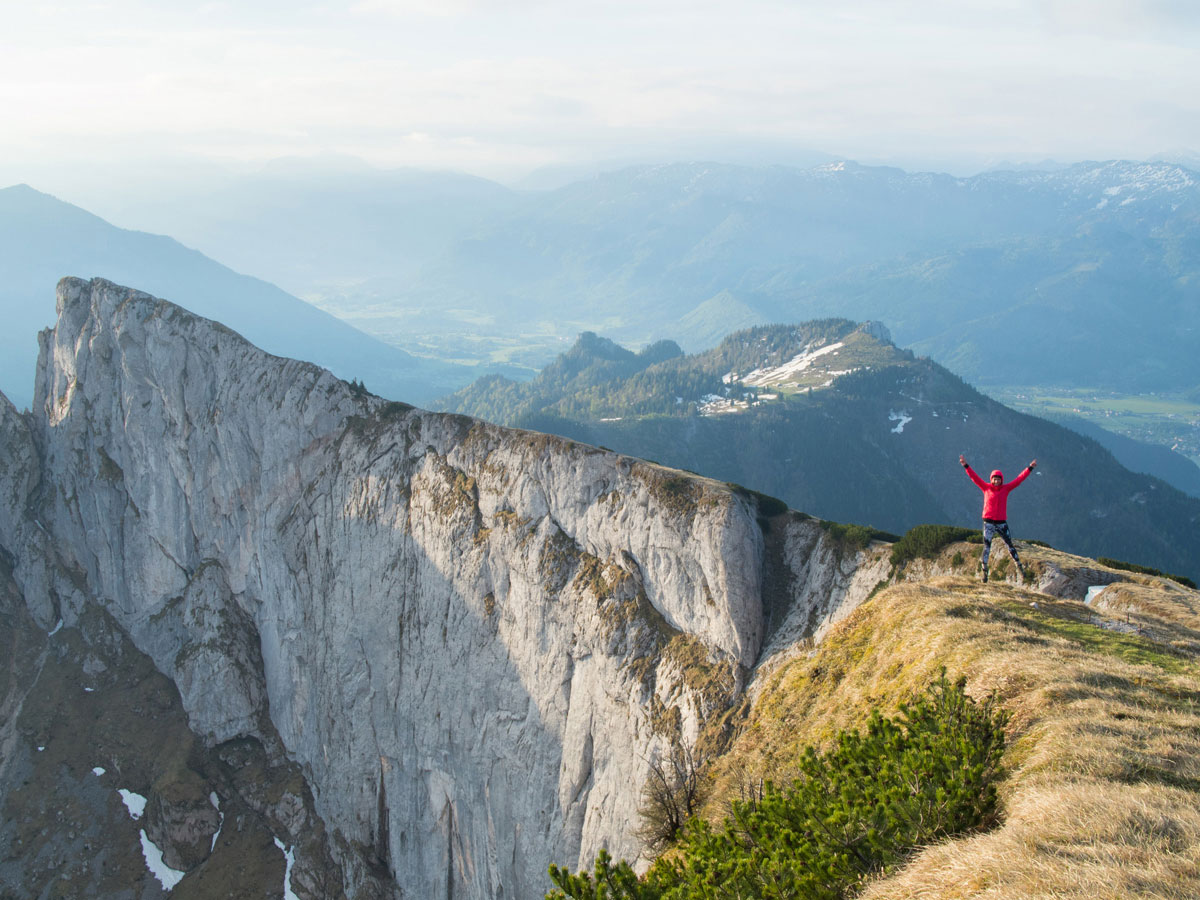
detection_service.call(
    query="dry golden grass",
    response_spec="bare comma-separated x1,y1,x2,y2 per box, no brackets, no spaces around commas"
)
1087,578,1200,658
703,553,1200,899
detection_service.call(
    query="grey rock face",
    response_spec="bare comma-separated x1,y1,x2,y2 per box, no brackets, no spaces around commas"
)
759,516,892,664
146,777,222,871
858,320,892,345
0,277,883,898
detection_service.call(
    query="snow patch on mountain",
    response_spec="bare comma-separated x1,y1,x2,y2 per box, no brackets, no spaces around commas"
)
700,392,759,415
119,790,146,820
273,838,301,900
741,342,845,388
140,831,185,891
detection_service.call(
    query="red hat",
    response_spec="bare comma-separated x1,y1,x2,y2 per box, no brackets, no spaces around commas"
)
990,470,1003,481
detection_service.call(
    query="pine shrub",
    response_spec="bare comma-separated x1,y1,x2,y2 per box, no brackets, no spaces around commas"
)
1097,557,1197,590
889,524,979,570
820,521,897,555
547,672,1007,900
548,850,662,900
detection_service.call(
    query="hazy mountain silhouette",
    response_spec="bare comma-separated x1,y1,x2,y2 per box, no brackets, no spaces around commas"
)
115,159,1198,398
0,184,475,410
81,158,1200,400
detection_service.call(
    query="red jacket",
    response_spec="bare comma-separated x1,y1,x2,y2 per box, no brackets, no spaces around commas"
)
965,465,1032,521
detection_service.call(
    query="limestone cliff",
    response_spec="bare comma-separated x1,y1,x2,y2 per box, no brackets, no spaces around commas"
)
0,278,887,898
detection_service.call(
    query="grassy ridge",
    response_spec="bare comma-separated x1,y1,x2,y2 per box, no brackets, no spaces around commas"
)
549,672,1007,900
703,567,1200,898
544,539,1200,898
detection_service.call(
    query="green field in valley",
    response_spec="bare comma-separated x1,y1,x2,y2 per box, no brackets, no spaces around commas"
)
991,386,1200,465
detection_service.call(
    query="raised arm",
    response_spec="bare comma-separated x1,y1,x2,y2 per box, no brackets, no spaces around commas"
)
960,455,988,490
1008,459,1036,489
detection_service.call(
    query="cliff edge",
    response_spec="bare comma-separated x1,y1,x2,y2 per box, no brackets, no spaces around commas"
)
0,278,887,898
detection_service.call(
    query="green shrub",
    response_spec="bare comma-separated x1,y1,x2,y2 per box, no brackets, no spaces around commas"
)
890,524,979,570
750,490,789,518
1097,557,1197,590
547,850,660,900
726,483,790,518
820,521,897,555
547,672,1008,900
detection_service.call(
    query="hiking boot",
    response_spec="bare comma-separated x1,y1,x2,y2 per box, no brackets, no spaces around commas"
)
981,569,988,583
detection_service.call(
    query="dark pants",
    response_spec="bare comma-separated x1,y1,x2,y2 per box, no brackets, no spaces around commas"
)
982,520,1021,568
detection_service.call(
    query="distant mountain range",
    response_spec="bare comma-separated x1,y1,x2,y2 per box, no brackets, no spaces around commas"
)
0,184,478,410
109,159,1200,399
441,321,1200,582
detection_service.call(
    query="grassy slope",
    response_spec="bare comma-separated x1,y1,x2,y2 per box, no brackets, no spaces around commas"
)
704,543,1200,898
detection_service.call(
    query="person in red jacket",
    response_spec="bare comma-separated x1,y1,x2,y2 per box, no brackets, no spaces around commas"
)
959,454,1037,582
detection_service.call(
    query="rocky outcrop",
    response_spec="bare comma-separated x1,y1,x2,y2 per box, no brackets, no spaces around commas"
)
0,278,887,898
759,515,892,661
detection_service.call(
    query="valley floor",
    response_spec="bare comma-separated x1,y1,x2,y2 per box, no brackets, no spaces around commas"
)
991,386,1200,467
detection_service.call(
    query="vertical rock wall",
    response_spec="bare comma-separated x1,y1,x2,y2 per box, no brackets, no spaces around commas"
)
0,277,887,898
12,279,772,897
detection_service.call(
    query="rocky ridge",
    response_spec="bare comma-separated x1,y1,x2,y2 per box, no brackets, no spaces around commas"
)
442,321,1200,584
0,278,890,898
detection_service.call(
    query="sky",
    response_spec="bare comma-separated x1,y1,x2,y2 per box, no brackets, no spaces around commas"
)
3,0,1200,191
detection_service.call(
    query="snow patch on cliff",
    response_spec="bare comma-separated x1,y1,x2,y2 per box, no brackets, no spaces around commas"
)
118,789,146,819
274,838,301,900
140,830,186,891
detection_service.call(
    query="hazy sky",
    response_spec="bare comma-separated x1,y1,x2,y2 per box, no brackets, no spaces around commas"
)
3,0,1199,186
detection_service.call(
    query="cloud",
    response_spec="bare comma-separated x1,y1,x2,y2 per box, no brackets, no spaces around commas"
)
349,0,553,17
1036,0,1200,38
513,94,591,120
2,0,1198,180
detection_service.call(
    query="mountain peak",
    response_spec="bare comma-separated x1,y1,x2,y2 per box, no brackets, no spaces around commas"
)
1,182,43,195
570,330,633,361
0,188,474,411
857,320,892,345
637,339,684,365
0,182,109,227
